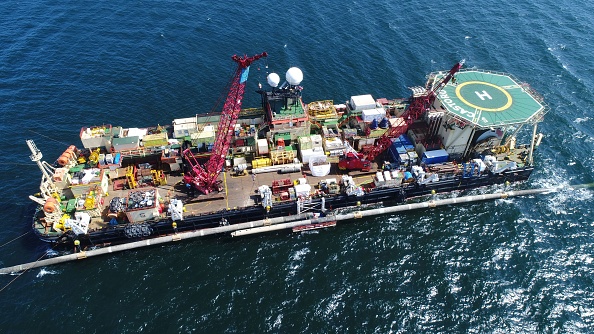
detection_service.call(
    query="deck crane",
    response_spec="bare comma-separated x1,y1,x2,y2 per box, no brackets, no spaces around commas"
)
364,60,465,162
183,52,267,195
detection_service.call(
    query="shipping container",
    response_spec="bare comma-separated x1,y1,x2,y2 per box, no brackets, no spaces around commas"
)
421,149,449,165
361,108,386,122
350,94,376,110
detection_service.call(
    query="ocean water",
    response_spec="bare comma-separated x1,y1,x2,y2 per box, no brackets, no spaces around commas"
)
1,0,594,332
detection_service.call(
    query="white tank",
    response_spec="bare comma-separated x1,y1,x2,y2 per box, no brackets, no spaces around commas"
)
286,67,303,86
267,73,280,87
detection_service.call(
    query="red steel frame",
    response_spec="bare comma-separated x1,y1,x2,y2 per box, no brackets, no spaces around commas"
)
183,52,267,194
366,60,464,162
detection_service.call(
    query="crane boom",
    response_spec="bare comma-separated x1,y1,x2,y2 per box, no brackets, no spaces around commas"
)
183,52,267,195
366,60,464,162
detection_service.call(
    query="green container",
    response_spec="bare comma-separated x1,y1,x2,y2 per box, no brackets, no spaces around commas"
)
69,164,85,173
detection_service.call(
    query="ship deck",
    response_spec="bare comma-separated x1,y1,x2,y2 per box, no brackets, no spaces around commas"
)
88,144,532,232
89,162,381,231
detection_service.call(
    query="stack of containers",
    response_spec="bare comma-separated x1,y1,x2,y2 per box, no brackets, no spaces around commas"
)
388,138,406,163
388,134,416,166
407,151,419,166
298,136,312,163
300,135,325,163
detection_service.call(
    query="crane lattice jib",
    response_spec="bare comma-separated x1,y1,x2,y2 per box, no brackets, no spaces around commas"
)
184,52,267,195
366,60,464,162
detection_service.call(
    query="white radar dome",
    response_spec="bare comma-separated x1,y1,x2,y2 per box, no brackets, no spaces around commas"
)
267,73,280,87
286,67,303,86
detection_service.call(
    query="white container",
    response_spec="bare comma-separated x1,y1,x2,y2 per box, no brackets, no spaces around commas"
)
350,94,376,110
127,128,148,140
310,134,323,149
301,149,325,163
300,148,313,163
383,170,392,181
257,138,269,155
361,108,386,122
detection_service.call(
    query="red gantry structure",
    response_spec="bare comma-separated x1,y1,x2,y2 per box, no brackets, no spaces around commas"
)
365,60,464,162
183,52,267,194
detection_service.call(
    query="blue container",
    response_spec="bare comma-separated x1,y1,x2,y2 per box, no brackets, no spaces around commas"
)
422,149,449,165
388,148,399,163
399,134,413,146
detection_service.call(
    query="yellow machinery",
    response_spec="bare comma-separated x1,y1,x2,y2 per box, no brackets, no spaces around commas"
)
126,166,137,189
151,169,167,186
84,195,95,210
87,148,101,167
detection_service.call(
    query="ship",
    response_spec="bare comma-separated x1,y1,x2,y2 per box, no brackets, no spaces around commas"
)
26,53,548,249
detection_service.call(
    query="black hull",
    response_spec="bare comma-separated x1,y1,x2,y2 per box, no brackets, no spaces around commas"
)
35,167,533,247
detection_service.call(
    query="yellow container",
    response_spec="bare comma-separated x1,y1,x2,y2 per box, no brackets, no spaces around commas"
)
252,157,271,169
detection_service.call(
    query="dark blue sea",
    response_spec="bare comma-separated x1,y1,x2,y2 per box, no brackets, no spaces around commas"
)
2,0,594,332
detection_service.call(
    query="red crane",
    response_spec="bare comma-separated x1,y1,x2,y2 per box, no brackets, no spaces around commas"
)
183,52,267,195
365,60,464,162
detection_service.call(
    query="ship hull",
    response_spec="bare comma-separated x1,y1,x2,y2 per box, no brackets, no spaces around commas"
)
33,166,533,246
